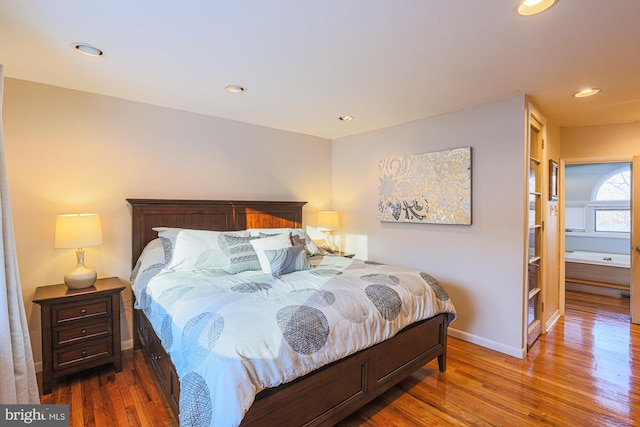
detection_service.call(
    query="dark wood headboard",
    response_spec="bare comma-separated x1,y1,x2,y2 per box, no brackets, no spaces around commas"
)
127,199,306,267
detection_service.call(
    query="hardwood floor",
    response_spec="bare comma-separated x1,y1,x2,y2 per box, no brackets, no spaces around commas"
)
39,291,638,426
38,346,178,426
338,291,637,426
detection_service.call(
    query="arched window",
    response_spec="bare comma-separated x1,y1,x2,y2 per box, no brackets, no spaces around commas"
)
593,167,631,201
592,166,630,233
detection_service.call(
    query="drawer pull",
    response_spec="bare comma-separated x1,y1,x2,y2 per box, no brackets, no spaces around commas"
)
82,350,87,357
80,309,86,314
81,329,87,335
151,354,161,361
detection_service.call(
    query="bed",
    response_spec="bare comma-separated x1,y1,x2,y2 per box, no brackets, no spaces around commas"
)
127,198,456,427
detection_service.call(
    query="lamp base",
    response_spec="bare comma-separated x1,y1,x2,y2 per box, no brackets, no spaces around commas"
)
64,250,97,289
64,270,97,289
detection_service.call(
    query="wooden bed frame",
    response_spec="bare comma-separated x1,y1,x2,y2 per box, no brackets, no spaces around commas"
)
128,198,449,426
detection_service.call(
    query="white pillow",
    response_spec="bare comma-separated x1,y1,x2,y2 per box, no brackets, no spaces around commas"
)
152,226,183,240
166,229,248,271
250,233,292,273
152,227,184,263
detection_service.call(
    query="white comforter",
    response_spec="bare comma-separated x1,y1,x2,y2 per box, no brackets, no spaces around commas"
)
137,255,456,427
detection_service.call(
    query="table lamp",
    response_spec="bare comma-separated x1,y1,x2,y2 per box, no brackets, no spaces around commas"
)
317,211,340,253
54,213,103,289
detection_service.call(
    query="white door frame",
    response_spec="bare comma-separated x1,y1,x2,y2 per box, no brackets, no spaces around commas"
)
632,155,639,323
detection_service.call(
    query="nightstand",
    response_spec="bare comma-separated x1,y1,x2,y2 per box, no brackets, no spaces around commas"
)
33,277,126,395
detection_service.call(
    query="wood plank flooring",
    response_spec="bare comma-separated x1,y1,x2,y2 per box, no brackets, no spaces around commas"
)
39,291,638,426
39,344,178,426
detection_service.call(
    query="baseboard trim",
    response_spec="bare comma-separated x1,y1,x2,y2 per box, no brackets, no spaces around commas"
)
545,310,561,333
448,327,524,359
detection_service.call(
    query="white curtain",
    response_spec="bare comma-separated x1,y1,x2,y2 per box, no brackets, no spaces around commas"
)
0,65,40,403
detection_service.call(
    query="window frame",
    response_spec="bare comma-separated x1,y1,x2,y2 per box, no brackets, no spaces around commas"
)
565,164,631,238
593,206,631,233
565,200,630,238
592,166,631,201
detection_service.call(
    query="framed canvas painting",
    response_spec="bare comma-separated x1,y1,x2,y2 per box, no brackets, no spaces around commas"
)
549,159,558,201
378,147,471,225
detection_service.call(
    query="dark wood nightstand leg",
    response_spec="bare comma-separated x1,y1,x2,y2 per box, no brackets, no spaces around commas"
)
112,292,123,372
40,304,53,394
42,370,52,395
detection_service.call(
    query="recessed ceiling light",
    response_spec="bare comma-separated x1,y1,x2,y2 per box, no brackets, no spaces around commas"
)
71,43,103,57
338,115,353,121
225,85,246,93
573,88,601,98
517,0,558,16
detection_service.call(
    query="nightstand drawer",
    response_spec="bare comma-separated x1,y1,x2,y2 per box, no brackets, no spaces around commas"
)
53,337,113,370
53,299,111,324
53,318,112,348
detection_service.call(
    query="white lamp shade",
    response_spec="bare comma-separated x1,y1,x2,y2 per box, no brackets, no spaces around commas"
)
317,211,340,231
54,214,103,249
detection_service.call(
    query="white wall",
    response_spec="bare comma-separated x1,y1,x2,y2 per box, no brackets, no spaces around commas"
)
331,95,528,356
3,78,333,367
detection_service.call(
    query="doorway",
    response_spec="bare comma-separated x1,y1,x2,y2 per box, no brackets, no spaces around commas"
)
561,159,635,321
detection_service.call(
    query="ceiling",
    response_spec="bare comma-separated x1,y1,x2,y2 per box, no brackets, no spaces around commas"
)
1,1,639,139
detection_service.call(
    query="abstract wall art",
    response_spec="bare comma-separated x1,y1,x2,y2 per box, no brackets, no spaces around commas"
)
378,147,471,225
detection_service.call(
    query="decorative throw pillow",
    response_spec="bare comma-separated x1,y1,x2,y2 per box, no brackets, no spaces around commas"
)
250,233,292,273
290,233,322,256
264,245,312,276
247,228,288,237
166,229,247,271
249,227,320,255
292,229,320,255
220,234,262,274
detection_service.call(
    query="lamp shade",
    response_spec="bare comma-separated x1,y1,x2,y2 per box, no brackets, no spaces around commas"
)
317,211,340,231
54,214,103,249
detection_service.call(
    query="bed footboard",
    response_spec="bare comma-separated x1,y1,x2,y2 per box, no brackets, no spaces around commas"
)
242,312,448,426
136,307,448,426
